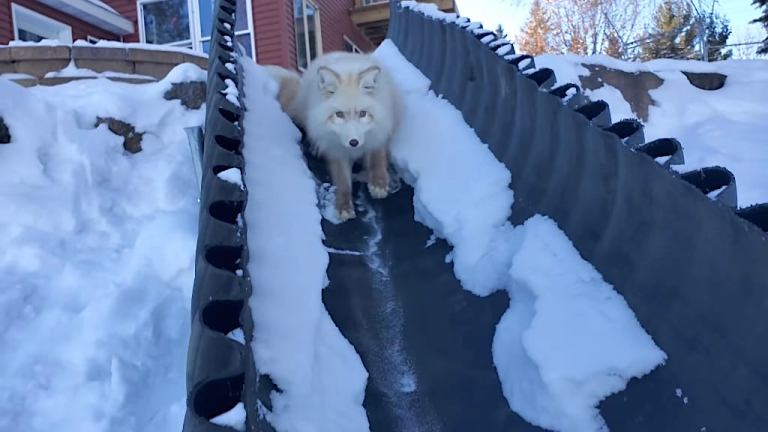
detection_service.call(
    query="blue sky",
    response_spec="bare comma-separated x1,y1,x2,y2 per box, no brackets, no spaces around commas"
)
454,0,767,48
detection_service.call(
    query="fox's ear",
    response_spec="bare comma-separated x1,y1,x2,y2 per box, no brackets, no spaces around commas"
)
358,66,381,92
317,67,340,95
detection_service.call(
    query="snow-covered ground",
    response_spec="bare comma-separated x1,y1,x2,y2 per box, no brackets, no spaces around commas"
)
0,65,204,431
534,54,768,207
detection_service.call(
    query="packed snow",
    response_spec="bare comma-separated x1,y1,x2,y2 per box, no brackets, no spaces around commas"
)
239,58,369,431
497,216,666,431
210,402,246,431
216,167,245,189
534,54,768,207
374,39,666,431
0,64,205,431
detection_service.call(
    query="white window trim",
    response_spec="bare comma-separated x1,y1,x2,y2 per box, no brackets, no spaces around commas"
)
137,0,255,57
296,0,323,70
11,3,73,43
343,35,361,53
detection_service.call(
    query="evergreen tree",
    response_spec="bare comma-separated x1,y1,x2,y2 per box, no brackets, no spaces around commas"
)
640,0,699,60
752,0,768,54
703,12,732,60
517,0,555,55
495,24,508,39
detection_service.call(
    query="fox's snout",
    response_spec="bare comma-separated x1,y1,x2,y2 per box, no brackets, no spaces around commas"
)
349,139,359,147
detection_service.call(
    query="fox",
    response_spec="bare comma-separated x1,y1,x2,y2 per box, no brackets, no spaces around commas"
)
265,52,400,222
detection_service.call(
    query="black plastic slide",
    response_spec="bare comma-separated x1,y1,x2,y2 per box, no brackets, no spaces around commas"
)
387,3,768,431
184,1,768,431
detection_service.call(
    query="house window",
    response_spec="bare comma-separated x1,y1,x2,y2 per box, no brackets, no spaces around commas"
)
343,36,361,53
138,0,254,56
11,3,73,43
294,0,322,69
197,0,253,56
139,0,193,46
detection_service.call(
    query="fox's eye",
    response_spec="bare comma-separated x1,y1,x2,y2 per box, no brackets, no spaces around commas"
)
359,110,368,118
335,111,345,119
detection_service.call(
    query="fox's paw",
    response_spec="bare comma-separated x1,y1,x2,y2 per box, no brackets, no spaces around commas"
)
368,183,389,199
336,203,356,222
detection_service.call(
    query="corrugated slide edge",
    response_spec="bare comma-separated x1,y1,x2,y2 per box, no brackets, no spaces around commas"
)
183,0,275,430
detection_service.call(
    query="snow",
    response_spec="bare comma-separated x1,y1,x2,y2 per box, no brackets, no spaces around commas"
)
8,39,67,47
534,54,768,206
496,216,666,431
222,78,241,107
496,44,513,56
375,39,665,431
227,328,246,344
72,39,208,58
401,1,458,22
217,167,244,189
239,58,369,431
0,63,204,431
210,402,246,431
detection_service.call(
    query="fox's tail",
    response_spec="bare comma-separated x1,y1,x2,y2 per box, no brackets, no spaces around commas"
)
263,65,301,117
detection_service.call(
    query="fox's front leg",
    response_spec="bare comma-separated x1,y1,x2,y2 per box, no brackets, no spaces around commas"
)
366,148,390,199
327,157,355,221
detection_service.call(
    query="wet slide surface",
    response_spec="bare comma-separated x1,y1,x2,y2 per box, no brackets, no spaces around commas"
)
307,153,544,432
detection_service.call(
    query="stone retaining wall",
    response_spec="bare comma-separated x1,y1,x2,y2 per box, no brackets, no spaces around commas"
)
0,45,208,86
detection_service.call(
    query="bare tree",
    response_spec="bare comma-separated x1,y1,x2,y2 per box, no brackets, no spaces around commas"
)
539,0,647,58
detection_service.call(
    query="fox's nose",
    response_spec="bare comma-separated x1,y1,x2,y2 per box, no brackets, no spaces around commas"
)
349,139,359,147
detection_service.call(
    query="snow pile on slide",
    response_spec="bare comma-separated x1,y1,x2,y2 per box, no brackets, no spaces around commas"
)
239,58,369,431
0,64,205,431
375,39,667,432
535,54,768,207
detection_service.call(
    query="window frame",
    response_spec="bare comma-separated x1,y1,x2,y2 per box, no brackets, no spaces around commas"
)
343,35,362,53
294,0,323,71
11,3,73,43
137,0,255,57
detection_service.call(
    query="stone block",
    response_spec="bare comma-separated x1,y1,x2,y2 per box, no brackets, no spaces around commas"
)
71,45,129,60
14,59,70,78
134,61,175,79
74,58,135,74
10,45,70,61
128,48,183,64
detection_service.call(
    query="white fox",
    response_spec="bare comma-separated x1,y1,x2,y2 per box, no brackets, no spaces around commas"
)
265,52,400,221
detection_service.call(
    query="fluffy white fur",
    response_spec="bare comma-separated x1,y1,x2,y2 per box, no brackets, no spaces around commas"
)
266,52,400,221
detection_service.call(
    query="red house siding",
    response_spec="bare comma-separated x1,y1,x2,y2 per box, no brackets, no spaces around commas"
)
314,0,373,54
0,0,120,44
0,0,13,43
252,0,373,70
103,0,139,42
252,0,294,68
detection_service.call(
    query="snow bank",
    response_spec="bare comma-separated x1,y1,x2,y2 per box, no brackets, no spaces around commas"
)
535,54,768,206
0,64,204,431
375,40,665,431
496,216,666,431
239,59,369,431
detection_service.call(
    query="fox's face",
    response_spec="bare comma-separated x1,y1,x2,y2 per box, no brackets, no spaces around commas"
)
317,65,381,149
